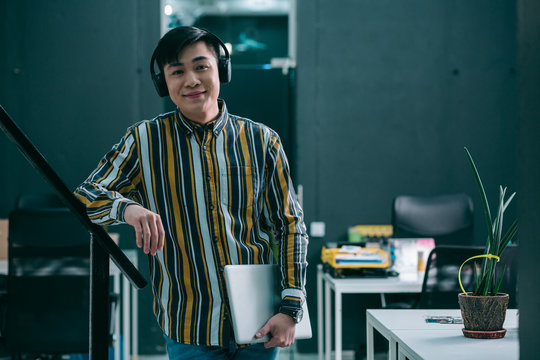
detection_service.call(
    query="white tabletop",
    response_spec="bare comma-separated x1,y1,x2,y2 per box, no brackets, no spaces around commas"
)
322,271,423,293
367,309,519,360
368,309,518,330
394,328,519,360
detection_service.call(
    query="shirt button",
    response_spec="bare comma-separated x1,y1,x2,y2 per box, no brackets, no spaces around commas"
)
209,205,214,210
213,237,219,243
206,175,211,181
203,145,207,150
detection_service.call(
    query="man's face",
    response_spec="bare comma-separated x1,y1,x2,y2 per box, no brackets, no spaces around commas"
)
164,41,220,124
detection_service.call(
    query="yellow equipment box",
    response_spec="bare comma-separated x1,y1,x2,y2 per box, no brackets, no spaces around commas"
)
348,224,393,242
321,245,389,269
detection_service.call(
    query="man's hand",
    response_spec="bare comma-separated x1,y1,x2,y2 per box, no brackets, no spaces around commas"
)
255,313,296,348
124,204,165,256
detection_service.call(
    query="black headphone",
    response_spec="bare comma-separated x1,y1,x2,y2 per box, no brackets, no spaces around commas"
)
150,28,231,97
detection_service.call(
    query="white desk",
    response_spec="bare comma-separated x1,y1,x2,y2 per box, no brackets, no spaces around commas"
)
317,264,423,360
366,309,519,360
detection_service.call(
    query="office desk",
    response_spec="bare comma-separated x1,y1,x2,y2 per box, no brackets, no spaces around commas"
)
0,249,140,360
366,309,519,360
317,264,423,360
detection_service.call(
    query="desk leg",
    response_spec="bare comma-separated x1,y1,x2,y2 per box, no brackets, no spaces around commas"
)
317,267,323,360
398,344,416,360
389,338,397,360
335,289,342,360
132,280,139,357
380,293,387,308
122,271,130,360
325,281,331,360
114,271,121,360
366,317,374,360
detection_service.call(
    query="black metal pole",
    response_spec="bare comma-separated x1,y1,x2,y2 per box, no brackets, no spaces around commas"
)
0,104,147,289
0,103,147,356
90,232,110,359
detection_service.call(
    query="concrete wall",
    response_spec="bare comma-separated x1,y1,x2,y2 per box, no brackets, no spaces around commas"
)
296,0,518,353
0,0,165,353
2,0,538,356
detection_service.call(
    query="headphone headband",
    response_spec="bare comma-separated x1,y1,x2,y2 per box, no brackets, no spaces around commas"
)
150,27,231,97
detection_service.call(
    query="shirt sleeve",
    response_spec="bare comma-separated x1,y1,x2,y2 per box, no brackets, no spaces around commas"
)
262,131,309,309
74,126,142,225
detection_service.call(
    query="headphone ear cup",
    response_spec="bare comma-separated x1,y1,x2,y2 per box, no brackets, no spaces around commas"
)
219,57,231,83
152,72,169,97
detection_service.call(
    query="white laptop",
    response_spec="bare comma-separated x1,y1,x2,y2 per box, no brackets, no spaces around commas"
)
224,264,312,344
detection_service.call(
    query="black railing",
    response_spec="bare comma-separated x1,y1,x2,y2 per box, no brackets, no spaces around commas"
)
0,104,148,359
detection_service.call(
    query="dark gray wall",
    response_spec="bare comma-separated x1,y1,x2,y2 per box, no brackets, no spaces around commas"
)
296,0,518,353
296,0,517,246
0,1,160,210
2,0,537,357
0,0,165,354
517,0,540,358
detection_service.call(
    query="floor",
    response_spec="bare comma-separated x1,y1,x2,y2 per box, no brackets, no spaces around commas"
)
137,351,322,360
0,347,389,360
0,351,390,360
136,348,387,360
135,353,323,360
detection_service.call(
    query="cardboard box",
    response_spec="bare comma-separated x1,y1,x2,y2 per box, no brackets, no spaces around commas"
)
0,219,8,260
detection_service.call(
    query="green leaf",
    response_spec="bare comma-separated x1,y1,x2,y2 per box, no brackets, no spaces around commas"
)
480,240,493,282
498,220,518,256
477,261,491,295
464,148,494,244
493,265,507,295
473,262,479,294
478,258,498,296
462,147,516,297
503,191,516,212
493,186,506,254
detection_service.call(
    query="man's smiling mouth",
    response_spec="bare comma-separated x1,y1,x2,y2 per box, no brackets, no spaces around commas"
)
184,91,205,99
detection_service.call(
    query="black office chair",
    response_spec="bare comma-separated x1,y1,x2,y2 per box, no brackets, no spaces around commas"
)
1,194,116,359
392,193,474,246
417,245,518,309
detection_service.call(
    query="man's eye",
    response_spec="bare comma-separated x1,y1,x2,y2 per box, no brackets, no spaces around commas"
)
173,70,184,75
197,65,209,70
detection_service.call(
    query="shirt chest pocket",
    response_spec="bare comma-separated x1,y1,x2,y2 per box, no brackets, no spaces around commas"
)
219,166,256,209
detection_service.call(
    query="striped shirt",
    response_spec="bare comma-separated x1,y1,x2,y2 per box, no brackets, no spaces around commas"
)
75,100,308,346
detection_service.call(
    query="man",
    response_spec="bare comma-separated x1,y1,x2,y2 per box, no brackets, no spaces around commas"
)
75,26,308,359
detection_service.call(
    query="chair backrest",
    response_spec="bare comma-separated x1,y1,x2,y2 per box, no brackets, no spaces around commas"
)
15,193,65,210
392,193,474,246
6,194,91,354
417,244,519,309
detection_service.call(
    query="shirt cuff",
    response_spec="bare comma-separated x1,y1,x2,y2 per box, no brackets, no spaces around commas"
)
280,288,305,310
116,199,140,223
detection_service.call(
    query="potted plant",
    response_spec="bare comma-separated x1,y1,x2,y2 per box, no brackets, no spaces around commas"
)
457,147,518,339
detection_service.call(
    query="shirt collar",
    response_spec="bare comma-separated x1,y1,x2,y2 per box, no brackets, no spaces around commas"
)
175,99,228,136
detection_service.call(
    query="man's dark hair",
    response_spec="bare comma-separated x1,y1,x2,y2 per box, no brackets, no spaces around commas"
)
154,26,222,72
